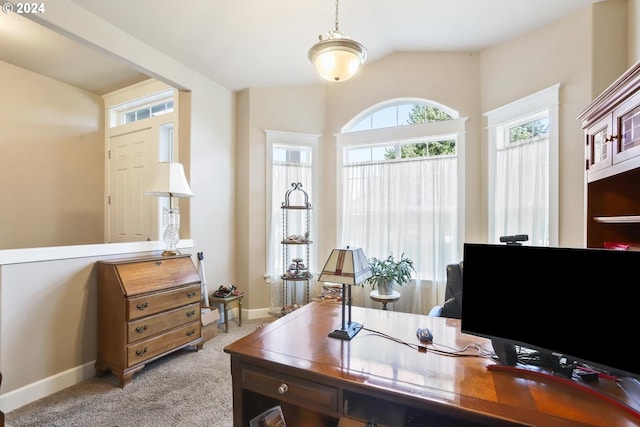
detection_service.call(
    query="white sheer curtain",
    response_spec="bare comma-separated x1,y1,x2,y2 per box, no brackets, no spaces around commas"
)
341,156,459,314
267,163,314,314
493,137,549,246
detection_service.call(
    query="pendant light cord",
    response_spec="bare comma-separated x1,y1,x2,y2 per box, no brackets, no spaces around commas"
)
334,0,340,32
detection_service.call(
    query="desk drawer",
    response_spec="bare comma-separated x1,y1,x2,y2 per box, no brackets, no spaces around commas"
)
242,366,338,414
127,284,200,320
127,321,201,367
128,302,200,343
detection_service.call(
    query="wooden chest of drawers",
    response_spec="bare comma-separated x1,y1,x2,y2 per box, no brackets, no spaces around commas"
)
96,254,203,387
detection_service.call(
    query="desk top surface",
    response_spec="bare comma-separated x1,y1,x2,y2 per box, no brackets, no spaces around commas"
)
225,301,640,427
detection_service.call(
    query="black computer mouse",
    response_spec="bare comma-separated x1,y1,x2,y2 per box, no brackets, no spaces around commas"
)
416,327,433,342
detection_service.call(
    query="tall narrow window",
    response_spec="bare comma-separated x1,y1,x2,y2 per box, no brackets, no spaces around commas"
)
338,100,467,313
265,130,318,315
486,85,559,246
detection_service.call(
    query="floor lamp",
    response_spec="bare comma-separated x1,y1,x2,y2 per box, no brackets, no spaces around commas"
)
318,246,372,340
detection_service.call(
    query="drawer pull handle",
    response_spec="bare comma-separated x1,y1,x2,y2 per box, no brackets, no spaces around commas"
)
186,310,196,317
187,291,197,298
135,325,148,333
135,347,148,356
136,302,148,310
186,329,196,336
278,383,288,394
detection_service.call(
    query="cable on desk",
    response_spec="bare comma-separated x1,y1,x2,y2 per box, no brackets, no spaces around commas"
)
360,326,492,359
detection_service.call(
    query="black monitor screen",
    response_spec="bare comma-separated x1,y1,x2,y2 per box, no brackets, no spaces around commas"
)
461,243,639,379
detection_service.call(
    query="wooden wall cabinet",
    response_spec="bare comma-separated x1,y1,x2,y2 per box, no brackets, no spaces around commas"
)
96,254,203,387
579,61,640,248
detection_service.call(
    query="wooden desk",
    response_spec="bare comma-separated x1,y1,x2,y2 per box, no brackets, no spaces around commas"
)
224,301,640,427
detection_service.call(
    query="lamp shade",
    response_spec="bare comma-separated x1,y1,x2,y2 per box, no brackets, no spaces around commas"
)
318,246,371,286
144,162,193,198
308,34,367,82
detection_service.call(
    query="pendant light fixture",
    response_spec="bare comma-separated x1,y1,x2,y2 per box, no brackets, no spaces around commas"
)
308,0,367,82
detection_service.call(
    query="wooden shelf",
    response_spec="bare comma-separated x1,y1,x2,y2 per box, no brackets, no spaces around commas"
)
594,215,640,224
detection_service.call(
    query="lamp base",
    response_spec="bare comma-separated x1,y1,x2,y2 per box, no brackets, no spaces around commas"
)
162,249,181,256
328,321,362,340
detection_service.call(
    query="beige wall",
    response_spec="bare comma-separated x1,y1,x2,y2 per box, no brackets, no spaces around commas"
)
1,0,638,414
0,61,104,249
323,52,483,251
1,0,235,411
631,0,640,62
481,0,628,248
235,86,325,309
237,0,633,314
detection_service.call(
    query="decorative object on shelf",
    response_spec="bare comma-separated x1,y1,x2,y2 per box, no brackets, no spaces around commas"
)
213,284,239,298
280,182,313,315
144,162,193,256
363,252,415,295
308,0,367,83
318,246,372,340
286,257,310,279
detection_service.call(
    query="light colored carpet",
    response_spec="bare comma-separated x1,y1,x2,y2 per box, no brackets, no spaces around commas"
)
5,317,274,427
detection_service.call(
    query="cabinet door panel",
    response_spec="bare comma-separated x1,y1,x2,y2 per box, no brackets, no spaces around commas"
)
613,92,640,164
586,115,613,176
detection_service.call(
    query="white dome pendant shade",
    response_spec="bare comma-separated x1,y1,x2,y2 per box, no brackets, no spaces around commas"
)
308,31,367,82
308,0,367,82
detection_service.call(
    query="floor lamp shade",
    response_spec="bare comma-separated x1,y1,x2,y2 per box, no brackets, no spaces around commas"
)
318,246,372,340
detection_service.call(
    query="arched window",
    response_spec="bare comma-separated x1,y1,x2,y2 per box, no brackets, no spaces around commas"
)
337,99,467,314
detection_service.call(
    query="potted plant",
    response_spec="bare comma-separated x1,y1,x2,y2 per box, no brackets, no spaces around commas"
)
364,253,415,295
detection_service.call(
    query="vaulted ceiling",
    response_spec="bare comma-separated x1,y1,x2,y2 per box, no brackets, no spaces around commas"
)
1,0,599,93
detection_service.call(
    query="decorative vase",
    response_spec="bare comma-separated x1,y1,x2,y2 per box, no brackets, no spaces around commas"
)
378,279,394,295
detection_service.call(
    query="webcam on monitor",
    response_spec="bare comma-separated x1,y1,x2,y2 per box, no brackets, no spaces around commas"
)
499,234,528,246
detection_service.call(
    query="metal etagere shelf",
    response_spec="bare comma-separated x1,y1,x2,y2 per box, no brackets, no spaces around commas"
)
280,182,312,315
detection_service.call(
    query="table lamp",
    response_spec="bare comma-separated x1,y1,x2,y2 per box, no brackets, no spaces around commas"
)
144,162,193,256
318,246,372,340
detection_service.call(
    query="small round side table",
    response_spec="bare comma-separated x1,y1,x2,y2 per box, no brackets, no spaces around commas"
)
369,290,400,310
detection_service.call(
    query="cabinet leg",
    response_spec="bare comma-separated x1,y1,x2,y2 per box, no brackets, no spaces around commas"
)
113,366,144,388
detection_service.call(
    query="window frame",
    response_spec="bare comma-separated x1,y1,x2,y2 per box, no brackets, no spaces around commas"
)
485,84,560,246
265,129,320,287
336,100,468,261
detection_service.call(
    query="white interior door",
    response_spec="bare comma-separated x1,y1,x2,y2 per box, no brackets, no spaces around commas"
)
108,127,156,243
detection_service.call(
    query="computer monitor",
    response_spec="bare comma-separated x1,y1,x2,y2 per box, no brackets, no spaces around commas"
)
461,243,639,380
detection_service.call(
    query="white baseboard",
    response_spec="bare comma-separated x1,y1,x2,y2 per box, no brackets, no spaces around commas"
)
1,307,274,414
245,307,272,320
0,361,96,413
